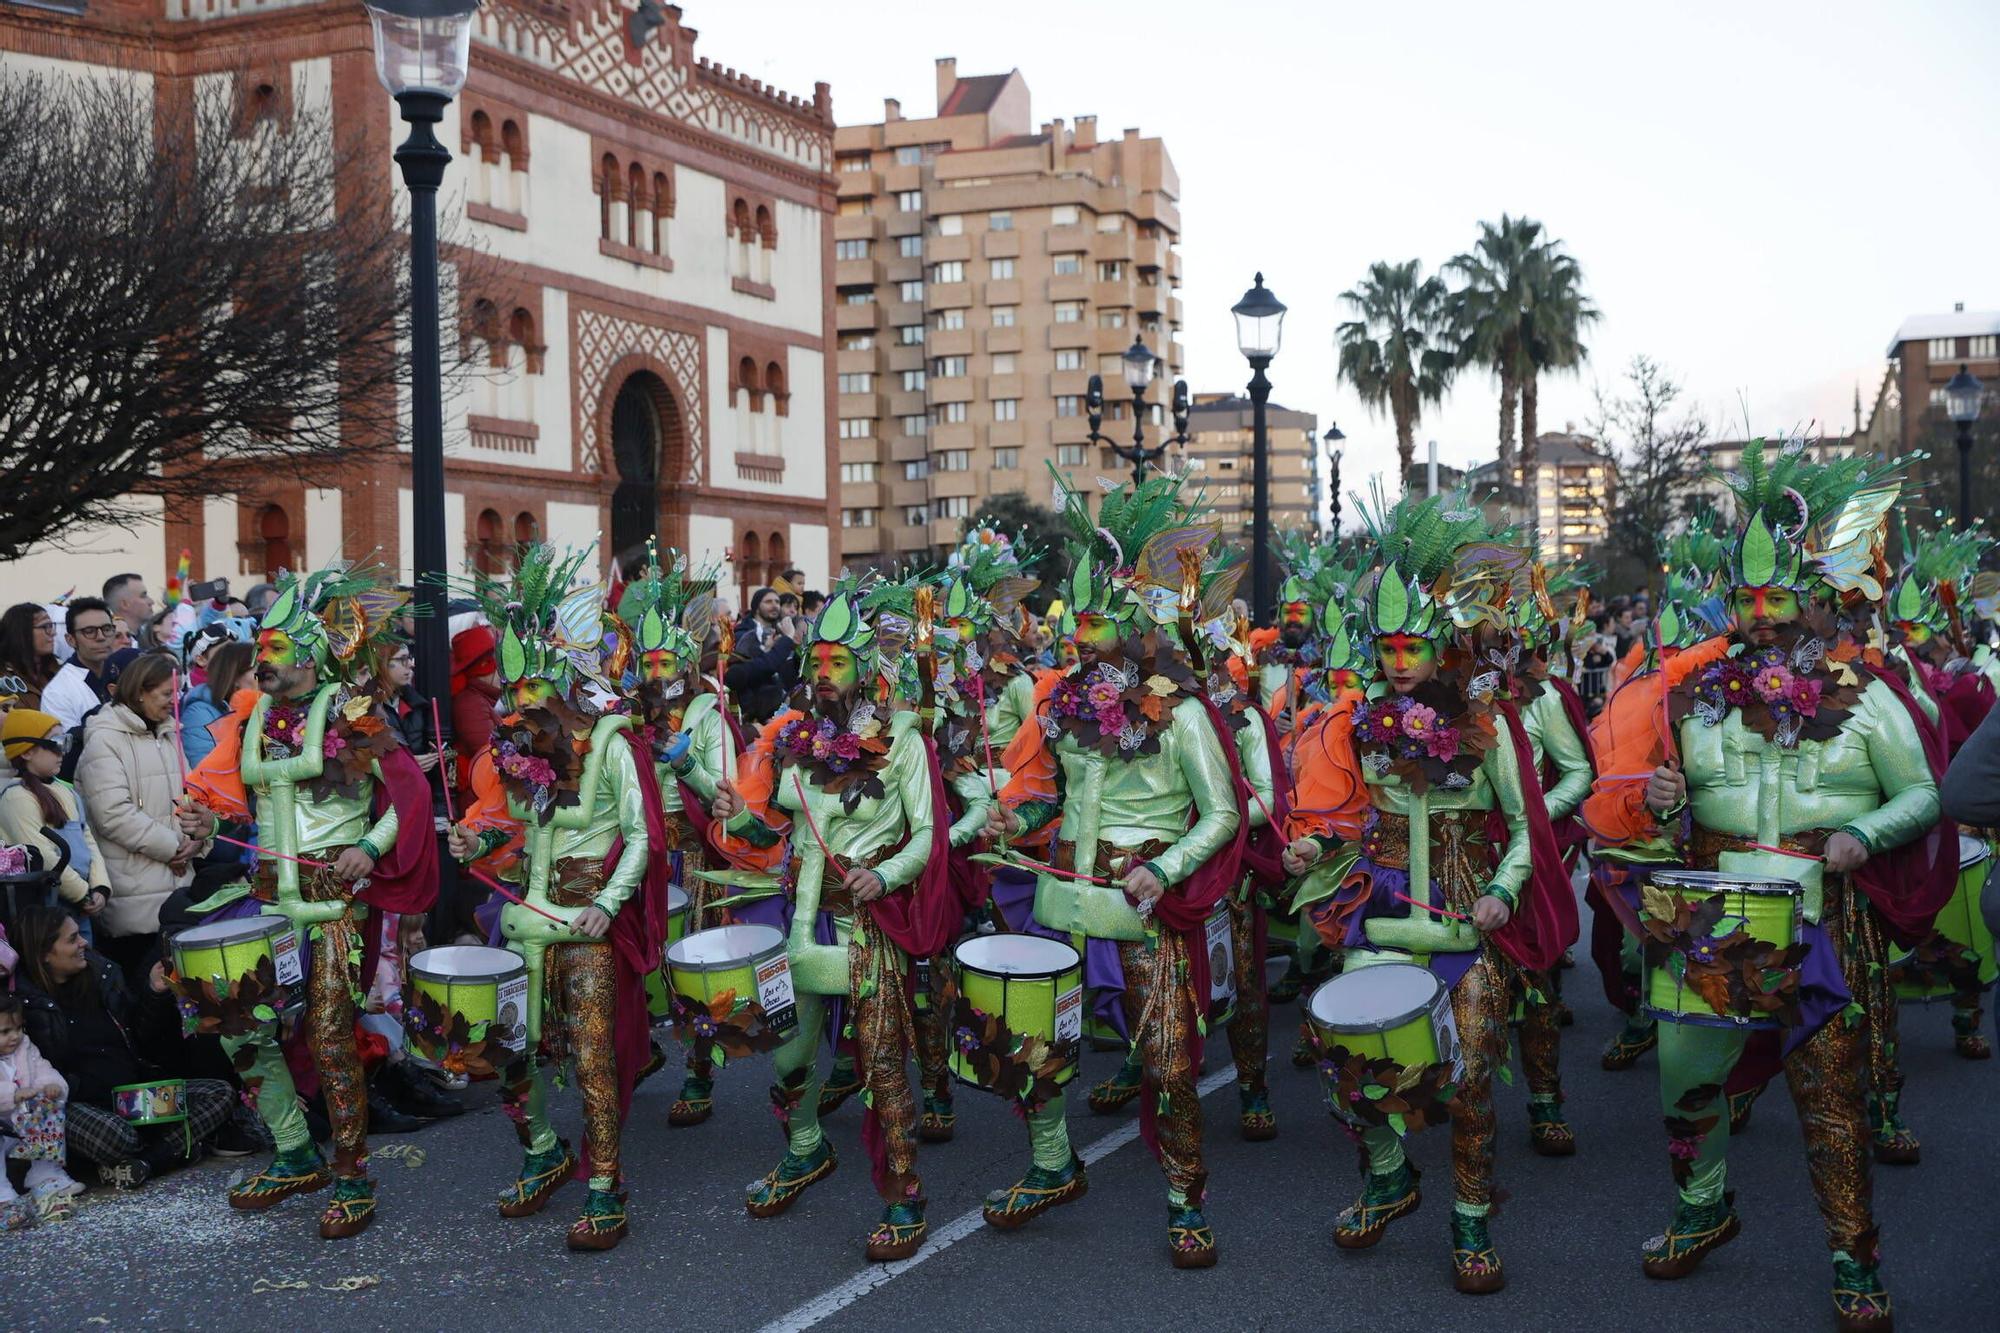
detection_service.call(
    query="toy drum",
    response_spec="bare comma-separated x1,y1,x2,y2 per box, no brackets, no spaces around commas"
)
1640,870,1802,1028
1306,962,1462,1077
665,924,798,1039
169,914,302,998
405,946,530,1064
647,886,694,1020
948,935,1084,1093
112,1079,188,1126
1205,900,1237,1028
1892,835,1996,1001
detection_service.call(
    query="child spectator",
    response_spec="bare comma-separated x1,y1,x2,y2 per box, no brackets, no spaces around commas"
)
0,991,85,1226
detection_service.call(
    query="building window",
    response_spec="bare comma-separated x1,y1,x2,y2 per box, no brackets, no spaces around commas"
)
992,447,1020,469
932,402,968,425
835,238,870,260
895,145,924,166
993,398,1019,421
991,353,1017,374
838,417,874,439
1056,444,1086,466
1930,387,1949,410
935,215,964,236
901,369,927,392
842,290,875,306
1973,335,1998,358
842,508,878,528
900,414,928,437
934,309,965,331
937,496,972,519
989,258,1015,280
1098,310,1126,329
903,505,930,526
896,190,922,212
837,372,874,394
1929,337,1956,360
1054,302,1083,324
937,450,970,471
902,458,930,480
838,154,871,173
1051,204,1080,226
840,461,878,483
1055,395,1081,418
932,356,967,378
988,211,1013,231
1053,253,1083,276
898,235,923,258
931,260,965,284
991,306,1017,328
838,332,875,351
899,280,925,303
1097,261,1124,281
1055,349,1083,371
898,324,924,345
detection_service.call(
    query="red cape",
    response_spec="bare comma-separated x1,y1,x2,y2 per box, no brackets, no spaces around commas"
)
1488,700,1580,972
1545,676,1599,860
1853,663,1957,943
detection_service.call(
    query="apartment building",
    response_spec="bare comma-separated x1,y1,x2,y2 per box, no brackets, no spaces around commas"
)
831,58,1184,564
1468,431,1615,561
1184,393,1317,535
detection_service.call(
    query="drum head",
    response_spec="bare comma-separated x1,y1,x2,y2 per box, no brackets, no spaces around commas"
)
956,934,1079,977
668,923,783,968
1649,869,1799,896
171,915,282,948
668,885,690,913
410,945,523,981
1309,963,1440,1033
1960,834,1991,870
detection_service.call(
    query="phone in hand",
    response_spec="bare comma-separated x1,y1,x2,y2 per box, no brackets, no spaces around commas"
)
189,578,229,603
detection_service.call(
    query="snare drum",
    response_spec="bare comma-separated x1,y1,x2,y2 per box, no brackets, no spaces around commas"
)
112,1079,188,1126
948,935,1084,1094
665,924,798,1039
1640,870,1802,1028
647,886,693,1021
404,946,530,1066
1892,835,1996,1001
169,914,301,1000
1305,962,1461,1076
1205,900,1237,1028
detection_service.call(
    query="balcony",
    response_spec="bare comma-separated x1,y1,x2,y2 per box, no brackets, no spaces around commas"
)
984,279,1021,307
833,213,882,242
986,372,1024,399
927,281,973,309
1050,369,1091,398
1049,320,1091,349
1093,229,1134,262
839,438,882,465
927,234,972,263
836,171,881,201
842,480,887,508
931,422,976,452
928,328,973,357
928,518,964,547
1135,235,1165,271
837,390,885,419
835,303,883,333
1044,224,1090,253
982,230,1021,259
834,257,882,288
888,389,927,418
842,524,884,556
930,470,978,500
930,376,975,405
986,326,1022,355
882,162,922,194
1092,280,1132,309
1095,326,1135,355
1047,274,1091,303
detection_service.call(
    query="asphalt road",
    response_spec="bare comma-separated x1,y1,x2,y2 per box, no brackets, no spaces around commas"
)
7,951,1996,1333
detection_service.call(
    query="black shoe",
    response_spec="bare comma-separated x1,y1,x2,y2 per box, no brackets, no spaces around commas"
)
98,1157,152,1191
367,1090,430,1135
209,1117,268,1158
383,1062,465,1119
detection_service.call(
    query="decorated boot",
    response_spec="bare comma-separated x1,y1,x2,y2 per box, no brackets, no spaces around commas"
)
1087,1052,1144,1114
1168,1201,1217,1269
1952,1008,1990,1060
1527,1096,1576,1157
668,1074,714,1128
317,1175,376,1240
918,1092,957,1144
1600,1018,1658,1071
1831,1253,1893,1332
498,1140,577,1218
865,1199,927,1261
1450,1212,1504,1294
1868,1091,1920,1166
982,1153,1087,1230
1332,1159,1420,1250
1726,1083,1764,1135
817,1055,862,1116
1238,1083,1277,1142
746,1138,837,1218
228,1143,332,1212
1640,1193,1740,1279
1291,1029,1316,1069
566,1186,628,1251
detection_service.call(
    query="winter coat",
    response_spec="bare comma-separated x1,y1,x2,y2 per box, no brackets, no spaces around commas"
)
74,704,194,938
0,777,110,906
16,953,178,1108
178,682,227,769
0,1031,67,1117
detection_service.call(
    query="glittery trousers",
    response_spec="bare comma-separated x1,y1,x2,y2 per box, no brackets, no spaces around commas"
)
1226,893,1269,1096
1654,878,1876,1257
222,913,368,1177
769,925,923,1204
1353,952,1507,1216
503,941,620,1191
1515,968,1564,1106
913,951,952,1103
1026,935,1208,1205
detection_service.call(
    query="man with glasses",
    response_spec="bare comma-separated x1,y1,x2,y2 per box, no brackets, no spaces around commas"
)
42,598,119,736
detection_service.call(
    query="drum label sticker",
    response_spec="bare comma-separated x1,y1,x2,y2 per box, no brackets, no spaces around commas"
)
1430,990,1465,1082
272,929,304,988
1055,985,1084,1045
1206,910,1236,1008
758,954,799,1036
493,974,529,1053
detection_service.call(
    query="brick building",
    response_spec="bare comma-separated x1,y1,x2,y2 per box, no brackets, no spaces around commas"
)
1183,393,1316,535
0,0,837,608
829,58,1184,564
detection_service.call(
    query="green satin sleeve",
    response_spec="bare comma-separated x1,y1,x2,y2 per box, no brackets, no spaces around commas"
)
948,768,994,848
872,718,936,891
1896,651,1941,726
1148,697,1241,887
360,761,400,854
1236,714,1274,831
1527,689,1593,822
1482,721,1534,903
594,735,651,913
675,693,728,804
1843,681,1941,854
986,671,1036,751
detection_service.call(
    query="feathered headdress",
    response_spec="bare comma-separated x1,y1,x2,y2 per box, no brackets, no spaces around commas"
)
1051,466,1239,629
616,540,718,672
1718,438,1902,600
1350,485,1516,642
459,543,613,701
259,559,409,684
1276,529,1368,610
1653,515,1731,649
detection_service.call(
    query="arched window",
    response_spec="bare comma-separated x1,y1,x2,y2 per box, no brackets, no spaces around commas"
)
474,507,504,575
766,530,787,588
732,197,752,240
599,152,620,239
500,119,526,211
755,203,776,249
500,118,523,168
736,355,762,412
469,109,492,154
765,360,787,417
738,531,762,603
652,170,672,253
259,504,293,579
627,161,645,248
513,511,538,544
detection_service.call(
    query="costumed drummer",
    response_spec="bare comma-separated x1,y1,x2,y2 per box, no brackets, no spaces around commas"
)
985,471,1244,1269
444,544,667,1251
1282,492,1573,1295
706,582,954,1263
1632,441,1950,1332
175,562,436,1239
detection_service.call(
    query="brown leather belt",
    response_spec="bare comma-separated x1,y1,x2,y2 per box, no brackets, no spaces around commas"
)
1055,838,1171,880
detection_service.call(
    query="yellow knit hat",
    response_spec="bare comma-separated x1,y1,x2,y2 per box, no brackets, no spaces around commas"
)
2,708,61,761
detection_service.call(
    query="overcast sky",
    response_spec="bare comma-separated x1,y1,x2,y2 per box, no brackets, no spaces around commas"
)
690,0,2000,499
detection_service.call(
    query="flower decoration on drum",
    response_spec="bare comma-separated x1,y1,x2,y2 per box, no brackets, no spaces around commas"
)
947,988,1076,1113
166,955,294,1040
1307,1029,1457,1140
666,987,787,1070
401,985,517,1081
1637,884,1811,1026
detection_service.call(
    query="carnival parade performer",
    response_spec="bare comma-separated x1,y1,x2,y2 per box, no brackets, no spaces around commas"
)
175,563,436,1239
983,471,1244,1268
706,583,956,1262
1624,440,1954,1331
444,544,668,1251
1284,492,1573,1294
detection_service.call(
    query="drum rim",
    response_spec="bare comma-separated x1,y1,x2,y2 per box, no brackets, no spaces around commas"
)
666,922,785,970
667,884,690,909
1305,968,1443,1035
1648,869,1802,894
1959,834,1991,869
954,933,1081,980
169,915,287,949
408,944,528,984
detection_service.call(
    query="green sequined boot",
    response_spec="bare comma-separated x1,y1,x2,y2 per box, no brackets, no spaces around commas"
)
817,1056,861,1116
982,1153,1087,1230
1333,1159,1420,1249
1640,1192,1740,1279
566,1186,628,1251
1831,1253,1892,1332
228,1143,332,1212
918,1092,957,1143
1450,1212,1504,1294
865,1199,927,1261
498,1139,577,1217
1087,1052,1143,1114
1238,1084,1277,1142
1527,1096,1575,1157
1600,1017,1658,1071
668,1074,714,1128
1168,1202,1217,1269
746,1138,837,1218
317,1175,376,1240
1868,1091,1920,1166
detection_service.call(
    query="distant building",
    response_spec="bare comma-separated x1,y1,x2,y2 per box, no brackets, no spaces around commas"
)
1467,432,1615,562
1183,394,1315,534
1878,304,2000,466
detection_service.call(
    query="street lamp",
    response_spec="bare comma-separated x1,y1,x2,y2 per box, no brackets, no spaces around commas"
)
1324,423,1346,536
1232,273,1286,622
1946,362,1984,528
366,0,477,732
1085,336,1190,486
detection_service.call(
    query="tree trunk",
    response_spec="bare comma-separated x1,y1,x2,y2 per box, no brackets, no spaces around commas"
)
1520,370,1539,495
1497,370,1518,496
1395,405,1415,492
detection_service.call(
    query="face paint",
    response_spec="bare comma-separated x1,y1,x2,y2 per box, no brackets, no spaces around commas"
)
1057,640,1080,671
1731,585,1799,625
1376,633,1437,694
508,679,555,711
257,628,299,668
1324,667,1360,694
639,648,681,683
1073,613,1119,654
810,643,858,692
1894,621,1932,647
1279,602,1314,647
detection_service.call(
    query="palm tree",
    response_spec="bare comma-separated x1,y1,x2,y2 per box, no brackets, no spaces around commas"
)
1444,215,1542,492
1335,259,1454,488
1517,240,1599,486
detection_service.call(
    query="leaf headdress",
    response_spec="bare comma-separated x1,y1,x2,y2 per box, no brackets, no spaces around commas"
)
615,541,719,671
1050,465,1231,628
1717,437,1903,599
260,558,409,685
456,543,613,702
1350,484,1511,642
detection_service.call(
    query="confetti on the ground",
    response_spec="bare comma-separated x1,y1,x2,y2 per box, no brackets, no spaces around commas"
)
250,1279,311,1294
373,1143,427,1168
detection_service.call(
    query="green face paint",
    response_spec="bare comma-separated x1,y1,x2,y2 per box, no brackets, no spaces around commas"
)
1731,586,1799,625
1073,613,1119,653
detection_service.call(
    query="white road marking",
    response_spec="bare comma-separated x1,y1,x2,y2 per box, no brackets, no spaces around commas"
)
753,1064,1242,1333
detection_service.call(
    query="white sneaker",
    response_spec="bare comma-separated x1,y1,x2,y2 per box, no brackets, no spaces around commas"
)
24,1161,85,1199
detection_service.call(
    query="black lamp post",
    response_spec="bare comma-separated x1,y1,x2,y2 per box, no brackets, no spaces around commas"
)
1946,362,1984,528
1232,273,1286,623
1324,423,1346,537
1085,336,1190,486
366,0,478,734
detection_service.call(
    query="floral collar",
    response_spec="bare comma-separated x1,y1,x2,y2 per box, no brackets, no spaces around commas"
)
774,700,892,813
1350,664,1500,796
262,688,401,802
491,695,594,821
1675,631,1872,748
1040,631,1199,759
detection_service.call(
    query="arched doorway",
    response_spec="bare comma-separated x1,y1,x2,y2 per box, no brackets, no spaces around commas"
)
259,504,293,579
608,371,685,576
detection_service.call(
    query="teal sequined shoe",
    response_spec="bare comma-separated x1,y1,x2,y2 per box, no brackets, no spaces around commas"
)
1831,1253,1892,1332
566,1186,628,1251
1868,1092,1920,1166
1087,1054,1143,1114
746,1138,837,1218
1527,1097,1576,1157
228,1142,331,1212
982,1154,1087,1230
817,1057,861,1116
865,1199,927,1261
918,1092,957,1143
317,1175,376,1240
1600,1018,1658,1071
1641,1192,1739,1279
1450,1212,1504,1294
1238,1084,1277,1142
669,1074,714,1128
1168,1202,1217,1269
1333,1160,1420,1249
498,1140,577,1218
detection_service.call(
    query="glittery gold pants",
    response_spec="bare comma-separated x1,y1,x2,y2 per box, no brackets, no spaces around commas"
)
1655,878,1877,1257
1226,893,1269,1095
913,950,952,1102
503,941,620,1191
1515,968,1563,1103
221,913,367,1177
1356,953,1507,1215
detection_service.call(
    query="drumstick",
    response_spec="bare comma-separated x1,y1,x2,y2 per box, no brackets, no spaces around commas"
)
215,832,569,925
1739,840,1826,863
993,850,1113,887
791,772,848,878
170,669,187,784
211,832,328,868
1656,620,1676,765
462,865,570,925
1393,890,1472,923
429,697,455,822
716,614,736,782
